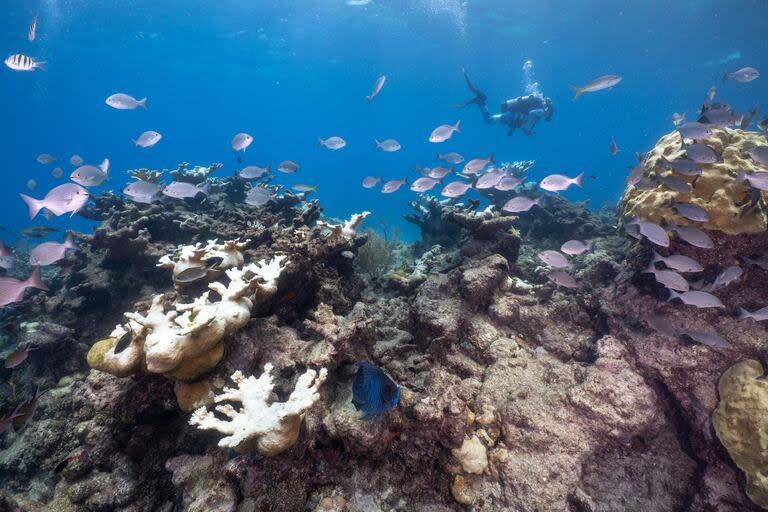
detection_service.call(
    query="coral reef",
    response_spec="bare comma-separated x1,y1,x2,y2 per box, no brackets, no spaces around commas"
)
713,359,768,509
190,364,327,456
620,127,768,234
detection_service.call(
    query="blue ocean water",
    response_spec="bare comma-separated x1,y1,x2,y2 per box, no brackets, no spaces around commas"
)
1,0,766,241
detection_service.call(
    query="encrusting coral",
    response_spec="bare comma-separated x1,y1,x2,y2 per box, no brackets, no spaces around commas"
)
712,359,768,510
620,127,768,235
87,254,288,384
189,363,328,456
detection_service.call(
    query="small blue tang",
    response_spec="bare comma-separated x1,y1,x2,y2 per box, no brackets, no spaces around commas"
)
352,362,400,421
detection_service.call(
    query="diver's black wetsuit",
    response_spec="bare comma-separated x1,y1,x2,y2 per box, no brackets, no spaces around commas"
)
457,69,553,136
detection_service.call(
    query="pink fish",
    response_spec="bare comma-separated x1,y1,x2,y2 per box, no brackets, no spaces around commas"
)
428,166,453,179
381,178,407,193
231,132,253,152
361,176,382,189
20,183,89,219
429,121,461,143
4,347,30,368
440,181,472,198
0,267,47,307
462,155,494,175
560,240,593,256
29,233,77,266
539,172,584,192
474,170,506,190
548,271,579,289
502,196,543,213
494,176,523,192
537,250,570,269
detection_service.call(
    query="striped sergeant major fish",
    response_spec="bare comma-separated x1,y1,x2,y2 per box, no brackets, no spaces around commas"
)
4,54,44,71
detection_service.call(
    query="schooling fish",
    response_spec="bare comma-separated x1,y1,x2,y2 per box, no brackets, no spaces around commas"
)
36,154,56,165
684,143,718,164
51,167,63,179
723,67,759,83
366,75,386,102
738,306,768,322
0,267,47,307
428,166,454,179
560,240,593,256
29,232,77,266
651,251,703,273
667,289,724,308
440,181,472,198
69,155,83,166
742,255,768,271
245,187,275,207
231,132,253,152
429,121,461,143
70,164,108,187
437,152,464,165
539,172,583,192
291,184,318,194
625,218,669,247
609,137,619,155
318,136,347,150
644,267,690,292
106,93,147,110
381,178,408,194
462,155,494,175
4,54,44,71
474,170,506,190
659,174,691,193
680,330,730,349
748,147,768,166
677,122,712,141
26,179,37,191
163,182,209,200
375,139,401,152
671,202,709,222
494,176,523,192
569,74,622,100
361,176,382,189
707,265,743,292
20,183,89,219
238,165,270,180
548,271,579,289
352,362,400,421
659,156,701,177
123,180,163,204
537,250,570,269
277,160,300,173
410,177,441,193
737,170,768,191
668,220,714,249
502,195,543,213
133,130,162,148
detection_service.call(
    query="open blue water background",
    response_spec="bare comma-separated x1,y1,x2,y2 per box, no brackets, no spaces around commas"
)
1,0,766,241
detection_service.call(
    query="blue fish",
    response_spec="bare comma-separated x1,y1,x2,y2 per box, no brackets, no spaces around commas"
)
352,362,400,421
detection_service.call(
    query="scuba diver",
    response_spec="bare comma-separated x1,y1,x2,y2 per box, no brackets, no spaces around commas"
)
455,63,553,136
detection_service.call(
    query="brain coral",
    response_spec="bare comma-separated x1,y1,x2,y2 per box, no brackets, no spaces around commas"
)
620,128,768,235
712,359,768,509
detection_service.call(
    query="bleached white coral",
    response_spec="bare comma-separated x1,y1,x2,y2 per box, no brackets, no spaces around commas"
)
190,364,328,456
158,238,250,284
316,211,370,239
89,256,288,382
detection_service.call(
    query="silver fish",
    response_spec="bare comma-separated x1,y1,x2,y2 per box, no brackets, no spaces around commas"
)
738,306,768,322
69,155,83,166
560,240,592,256
646,315,681,337
162,182,209,199
548,271,579,289
238,165,270,179
672,112,686,127
428,166,453,179
626,218,669,247
0,267,47,307
660,175,691,192
723,67,759,83
668,290,724,308
361,176,382,189
440,181,472,198
366,75,386,102
537,250,570,269
4,54,44,71
277,160,300,173
539,172,583,192
231,132,253,152
133,130,162,148
318,136,346,150
375,139,401,152
742,255,768,270
462,155,493,175
381,178,407,194
651,251,703,273
494,176,523,191
737,170,768,191
677,122,712,140
659,157,701,177
570,75,622,99
29,233,77,266
410,177,441,193
708,265,742,291
51,167,63,179
106,93,147,110
671,202,709,222
645,268,690,292
429,121,461,143
70,165,107,187
36,154,56,165
437,152,464,165
474,170,506,190
684,143,718,164
245,187,274,207
123,181,162,204
20,184,89,219
668,221,714,249
680,330,729,349
502,196,542,213
291,184,317,193
748,146,768,166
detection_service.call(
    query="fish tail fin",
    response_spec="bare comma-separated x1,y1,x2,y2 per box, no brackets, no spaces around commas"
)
738,307,752,320
265,165,270,174
667,289,681,302
651,250,663,264
19,193,43,220
132,139,137,146
722,70,729,82
365,94,373,103
436,152,441,161
449,166,455,175
488,154,494,164
138,98,148,110
374,139,381,149
317,138,323,147
403,177,409,184
454,120,461,133
534,196,545,208
34,60,46,70
100,158,109,174
569,84,583,100
574,172,584,188
25,266,48,291
199,183,211,195
64,232,77,249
